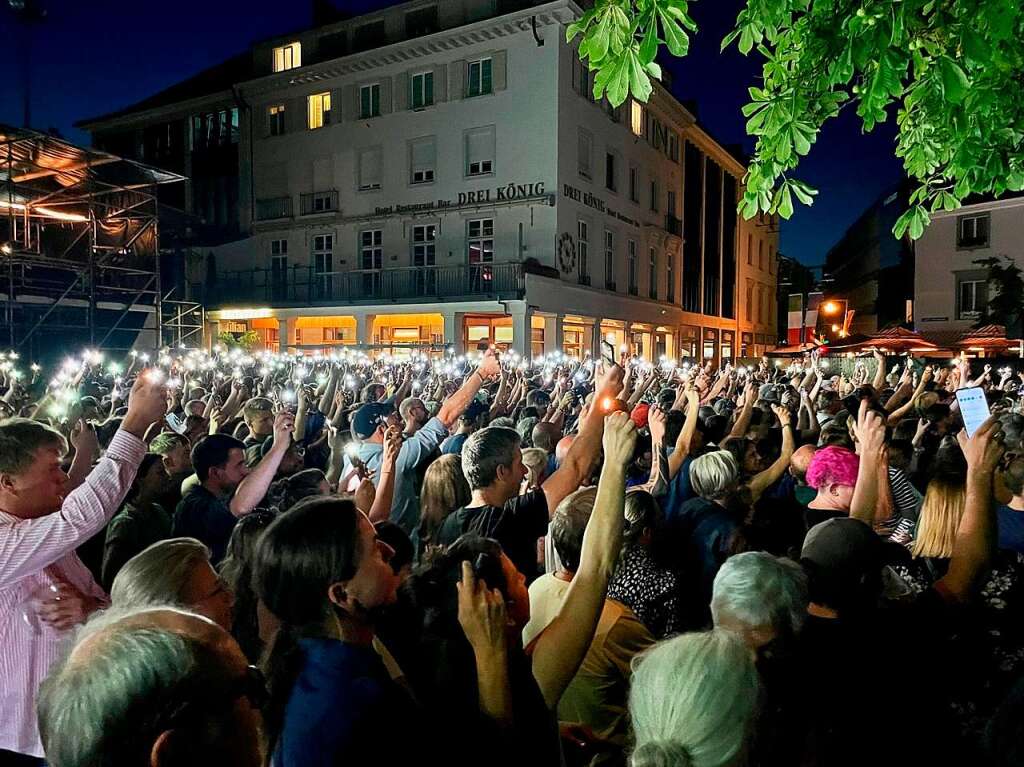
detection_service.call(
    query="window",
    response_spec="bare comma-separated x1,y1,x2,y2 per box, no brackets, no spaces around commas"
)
409,136,436,184
405,5,439,36
360,84,381,119
768,246,775,274
668,132,680,163
631,100,644,136
667,190,677,217
746,234,753,265
312,234,333,299
604,230,615,290
468,218,494,291
465,126,495,176
605,152,617,192
758,240,764,271
411,224,437,294
628,240,638,295
745,280,753,321
578,130,593,179
352,20,386,53
269,105,286,136
667,253,675,303
649,178,659,212
411,71,434,109
649,248,658,299
307,92,331,130
958,278,988,320
270,240,288,302
629,166,639,203
467,58,493,97
957,213,990,248
191,108,238,150
273,42,301,72
360,230,383,295
358,147,382,191
578,220,589,285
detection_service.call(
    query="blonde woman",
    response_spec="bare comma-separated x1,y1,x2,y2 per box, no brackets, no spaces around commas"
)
417,454,471,557
521,446,549,493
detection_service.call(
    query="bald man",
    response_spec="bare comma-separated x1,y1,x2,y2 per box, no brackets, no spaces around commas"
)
38,607,262,767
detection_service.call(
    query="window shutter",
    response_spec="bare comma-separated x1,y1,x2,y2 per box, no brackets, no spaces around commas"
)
411,137,435,174
343,85,359,121
466,127,494,167
359,147,382,189
394,72,409,111
379,78,393,115
492,50,508,91
289,98,305,132
450,59,465,100
433,64,448,102
331,88,344,122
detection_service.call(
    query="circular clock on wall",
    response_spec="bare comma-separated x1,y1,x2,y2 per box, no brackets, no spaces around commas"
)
556,232,576,274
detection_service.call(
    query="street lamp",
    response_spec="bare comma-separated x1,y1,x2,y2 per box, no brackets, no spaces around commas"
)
822,300,840,316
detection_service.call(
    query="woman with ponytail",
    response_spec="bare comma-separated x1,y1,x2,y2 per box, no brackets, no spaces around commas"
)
629,630,759,767
253,496,416,765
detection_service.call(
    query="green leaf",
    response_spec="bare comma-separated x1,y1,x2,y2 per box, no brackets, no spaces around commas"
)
659,9,690,57
721,27,740,52
628,50,654,102
645,61,663,80
790,180,817,205
589,20,611,64
961,29,991,66
739,25,754,55
776,183,794,219
606,56,631,107
639,23,658,65
909,206,930,239
893,208,915,239
938,56,969,104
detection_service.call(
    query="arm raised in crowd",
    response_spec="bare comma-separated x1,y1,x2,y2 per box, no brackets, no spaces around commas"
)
367,426,402,524
458,562,513,727
848,402,886,526
721,381,756,448
940,417,1003,601
530,412,635,709
637,406,669,497
540,364,624,512
229,411,294,517
747,404,795,503
435,351,501,428
667,387,699,480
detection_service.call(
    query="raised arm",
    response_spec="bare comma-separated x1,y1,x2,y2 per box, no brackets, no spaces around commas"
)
435,351,501,428
667,387,699,480
230,411,294,517
531,412,634,710
871,350,887,391
637,406,669,497
887,367,933,426
721,381,756,447
940,417,1002,601
848,402,885,525
66,418,100,493
747,404,796,503
540,365,623,512
458,562,513,727
367,426,402,524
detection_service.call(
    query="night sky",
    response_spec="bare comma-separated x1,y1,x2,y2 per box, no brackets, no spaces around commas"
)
0,0,904,267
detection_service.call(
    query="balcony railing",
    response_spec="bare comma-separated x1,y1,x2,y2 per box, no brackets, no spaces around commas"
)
200,262,525,307
300,190,339,216
255,196,293,221
665,214,682,237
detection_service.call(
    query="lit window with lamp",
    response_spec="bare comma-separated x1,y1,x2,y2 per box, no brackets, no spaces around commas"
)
307,92,331,130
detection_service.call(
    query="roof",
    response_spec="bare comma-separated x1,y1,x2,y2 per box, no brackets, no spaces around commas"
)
75,52,251,128
1,124,184,218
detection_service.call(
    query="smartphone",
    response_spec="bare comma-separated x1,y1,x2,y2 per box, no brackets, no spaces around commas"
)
600,340,616,367
956,386,990,438
165,412,187,435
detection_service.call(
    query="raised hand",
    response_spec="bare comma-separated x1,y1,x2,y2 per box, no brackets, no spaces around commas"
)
272,411,295,450
957,415,1004,473
647,405,667,443
456,560,509,658
851,400,886,460
602,411,638,466
477,349,501,381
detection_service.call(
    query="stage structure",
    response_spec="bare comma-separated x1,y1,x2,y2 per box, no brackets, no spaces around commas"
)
0,124,203,357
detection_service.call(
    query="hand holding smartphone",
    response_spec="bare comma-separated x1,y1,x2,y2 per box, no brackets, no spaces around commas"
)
956,386,991,438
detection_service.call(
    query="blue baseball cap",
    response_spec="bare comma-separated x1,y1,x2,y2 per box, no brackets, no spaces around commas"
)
351,402,395,440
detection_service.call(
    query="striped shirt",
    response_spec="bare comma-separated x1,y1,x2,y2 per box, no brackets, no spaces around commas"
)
0,429,145,757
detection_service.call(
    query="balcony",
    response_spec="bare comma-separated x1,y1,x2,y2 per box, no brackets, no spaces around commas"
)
300,190,339,216
665,214,682,237
200,262,525,307
255,196,293,221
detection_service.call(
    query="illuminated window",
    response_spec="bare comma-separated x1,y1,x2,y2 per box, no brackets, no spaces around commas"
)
307,92,331,130
273,42,302,73
631,101,644,136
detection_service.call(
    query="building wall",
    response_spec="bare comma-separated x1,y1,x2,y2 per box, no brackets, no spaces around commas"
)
915,196,1024,333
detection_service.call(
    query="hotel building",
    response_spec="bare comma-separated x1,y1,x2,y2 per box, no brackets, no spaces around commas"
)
79,0,778,359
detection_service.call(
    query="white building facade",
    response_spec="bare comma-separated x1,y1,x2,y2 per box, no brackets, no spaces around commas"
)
914,195,1024,333
199,0,778,359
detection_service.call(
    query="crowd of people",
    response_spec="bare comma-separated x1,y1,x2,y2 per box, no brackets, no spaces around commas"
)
1,342,1022,767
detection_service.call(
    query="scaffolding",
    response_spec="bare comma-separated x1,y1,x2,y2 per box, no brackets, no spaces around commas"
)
0,124,204,357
